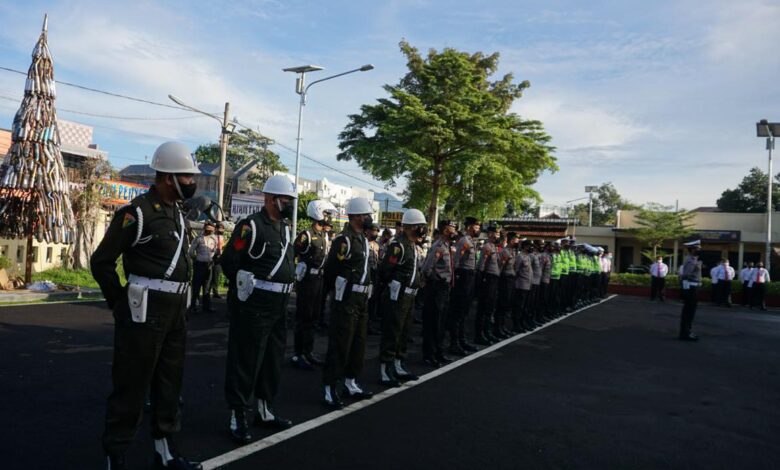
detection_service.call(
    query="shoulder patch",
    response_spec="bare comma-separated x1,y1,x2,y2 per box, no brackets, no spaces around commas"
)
122,212,136,228
152,202,162,212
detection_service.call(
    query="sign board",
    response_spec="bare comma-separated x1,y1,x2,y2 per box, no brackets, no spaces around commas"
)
231,194,265,220
691,230,741,243
101,180,149,205
381,211,404,227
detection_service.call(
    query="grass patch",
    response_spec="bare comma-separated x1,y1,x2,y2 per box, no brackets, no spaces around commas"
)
31,268,102,289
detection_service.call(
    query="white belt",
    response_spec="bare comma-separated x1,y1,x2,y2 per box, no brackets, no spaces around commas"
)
127,274,188,294
352,284,370,294
404,287,418,296
309,268,322,275
253,279,294,294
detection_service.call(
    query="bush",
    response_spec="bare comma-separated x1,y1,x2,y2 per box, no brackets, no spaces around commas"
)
31,268,99,288
609,273,746,292
0,255,11,270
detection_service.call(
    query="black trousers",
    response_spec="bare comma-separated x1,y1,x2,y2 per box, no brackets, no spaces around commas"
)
549,278,560,313
600,273,610,297
476,273,499,336
496,275,515,330
210,262,223,296
449,269,476,344
322,291,369,385
752,283,767,309
650,276,666,301
380,289,416,362
513,288,530,329
742,282,751,306
103,289,188,455
720,281,732,306
191,261,213,310
225,289,289,411
295,275,324,356
423,280,451,358
680,286,698,336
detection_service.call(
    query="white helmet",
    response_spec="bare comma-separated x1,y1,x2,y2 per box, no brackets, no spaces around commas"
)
306,199,337,220
150,141,200,174
345,197,373,215
401,208,427,225
262,174,297,197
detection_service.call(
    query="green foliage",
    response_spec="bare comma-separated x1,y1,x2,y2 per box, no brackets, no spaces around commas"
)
338,40,556,225
194,128,288,191
0,255,11,270
31,268,100,288
295,191,319,232
716,167,780,212
632,203,695,257
571,182,638,226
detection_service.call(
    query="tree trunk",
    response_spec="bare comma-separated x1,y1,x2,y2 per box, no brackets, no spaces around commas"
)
72,219,96,270
24,233,33,284
427,162,442,235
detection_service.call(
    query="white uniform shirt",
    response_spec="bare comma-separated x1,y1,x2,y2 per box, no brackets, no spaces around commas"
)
650,261,668,278
739,268,754,282
749,268,770,287
600,256,612,273
710,266,720,284
715,264,735,281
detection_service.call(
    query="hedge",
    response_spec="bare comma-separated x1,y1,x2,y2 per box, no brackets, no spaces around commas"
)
609,273,780,295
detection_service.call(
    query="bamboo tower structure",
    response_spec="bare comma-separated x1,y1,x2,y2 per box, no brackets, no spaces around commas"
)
0,15,74,283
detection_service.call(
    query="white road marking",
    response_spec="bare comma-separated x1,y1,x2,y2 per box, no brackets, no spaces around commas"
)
202,294,619,469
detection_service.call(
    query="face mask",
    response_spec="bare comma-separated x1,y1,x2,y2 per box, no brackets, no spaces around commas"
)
415,226,427,238
172,176,197,200
275,197,294,219
362,215,374,230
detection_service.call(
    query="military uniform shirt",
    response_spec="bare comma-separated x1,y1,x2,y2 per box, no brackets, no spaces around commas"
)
189,233,218,262
294,227,329,270
541,252,552,283
499,245,516,277
422,238,453,283
514,251,532,290
453,235,477,271
379,232,422,289
325,224,371,286
91,186,190,308
479,240,500,276
531,252,542,285
680,255,703,283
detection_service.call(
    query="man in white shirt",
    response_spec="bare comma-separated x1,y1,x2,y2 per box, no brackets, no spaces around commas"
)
714,259,736,307
599,249,612,298
749,262,770,311
739,262,754,307
649,256,668,301
710,262,721,305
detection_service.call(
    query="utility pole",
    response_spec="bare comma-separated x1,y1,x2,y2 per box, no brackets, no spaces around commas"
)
217,102,230,219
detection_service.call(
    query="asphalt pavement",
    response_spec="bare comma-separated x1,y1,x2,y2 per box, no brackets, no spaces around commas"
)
1,295,778,469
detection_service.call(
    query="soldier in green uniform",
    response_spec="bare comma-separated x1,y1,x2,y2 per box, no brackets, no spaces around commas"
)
548,241,562,317
291,199,336,370
378,209,427,386
90,141,202,470
322,197,376,408
221,174,296,444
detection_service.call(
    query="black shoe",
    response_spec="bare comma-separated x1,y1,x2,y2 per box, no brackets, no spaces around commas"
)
212,293,222,299
423,356,441,368
345,382,374,400
474,336,491,346
485,330,500,343
380,362,402,387
106,453,127,470
323,385,345,409
679,333,699,341
448,345,467,356
435,354,453,365
291,355,314,370
153,454,202,470
253,414,293,430
305,353,324,366
229,409,252,444
460,341,478,352
394,363,419,381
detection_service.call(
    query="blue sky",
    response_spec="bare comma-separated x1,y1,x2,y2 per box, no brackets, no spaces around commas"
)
0,0,778,209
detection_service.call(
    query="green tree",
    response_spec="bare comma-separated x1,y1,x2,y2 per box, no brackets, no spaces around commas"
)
632,203,695,258
295,191,319,233
716,167,780,213
70,158,114,269
571,182,638,226
194,128,288,191
337,40,556,226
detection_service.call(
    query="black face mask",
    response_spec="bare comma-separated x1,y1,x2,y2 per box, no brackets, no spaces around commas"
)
367,233,378,241
362,215,374,230
414,226,427,238
275,197,294,219
173,176,197,200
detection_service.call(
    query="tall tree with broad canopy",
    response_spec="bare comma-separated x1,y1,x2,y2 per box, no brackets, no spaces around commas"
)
632,203,695,259
716,167,780,213
337,40,556,226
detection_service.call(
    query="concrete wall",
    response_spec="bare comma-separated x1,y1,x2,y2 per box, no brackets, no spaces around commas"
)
618,209,776,243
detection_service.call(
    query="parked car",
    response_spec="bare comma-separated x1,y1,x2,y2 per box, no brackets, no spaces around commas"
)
626,265,650,275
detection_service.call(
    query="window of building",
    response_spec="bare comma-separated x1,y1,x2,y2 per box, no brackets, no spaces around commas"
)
46,247,53,263
17,246,23,262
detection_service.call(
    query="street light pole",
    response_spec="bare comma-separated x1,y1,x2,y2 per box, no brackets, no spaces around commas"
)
757,120,779,271
168,95,235,218
585,185,598,227
283,64,374,236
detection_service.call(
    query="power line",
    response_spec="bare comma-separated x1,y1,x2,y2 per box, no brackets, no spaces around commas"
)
0,94,208,121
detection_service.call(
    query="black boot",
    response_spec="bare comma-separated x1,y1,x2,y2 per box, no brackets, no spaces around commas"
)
380,362,401,387
324,384,345,409
229,408,252,444
253,399,293,430
153,438,202,470
393,359,419,381
106,453,127,470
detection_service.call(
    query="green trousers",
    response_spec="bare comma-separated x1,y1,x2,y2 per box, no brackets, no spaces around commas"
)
224,288,289,410
103,289,188,455
322,290,368,385
379,289,416,362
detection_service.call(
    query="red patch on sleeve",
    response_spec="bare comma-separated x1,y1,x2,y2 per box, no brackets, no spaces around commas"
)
233,238,247,251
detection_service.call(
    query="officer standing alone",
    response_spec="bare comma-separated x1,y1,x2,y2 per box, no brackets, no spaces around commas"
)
189,220,218,313
679,240,703,341
221,174,296,444
91,141,202,470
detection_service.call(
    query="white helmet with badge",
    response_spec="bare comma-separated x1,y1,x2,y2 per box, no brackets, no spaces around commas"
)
306,199,337,221
401,208,427,225
150,142,200,174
